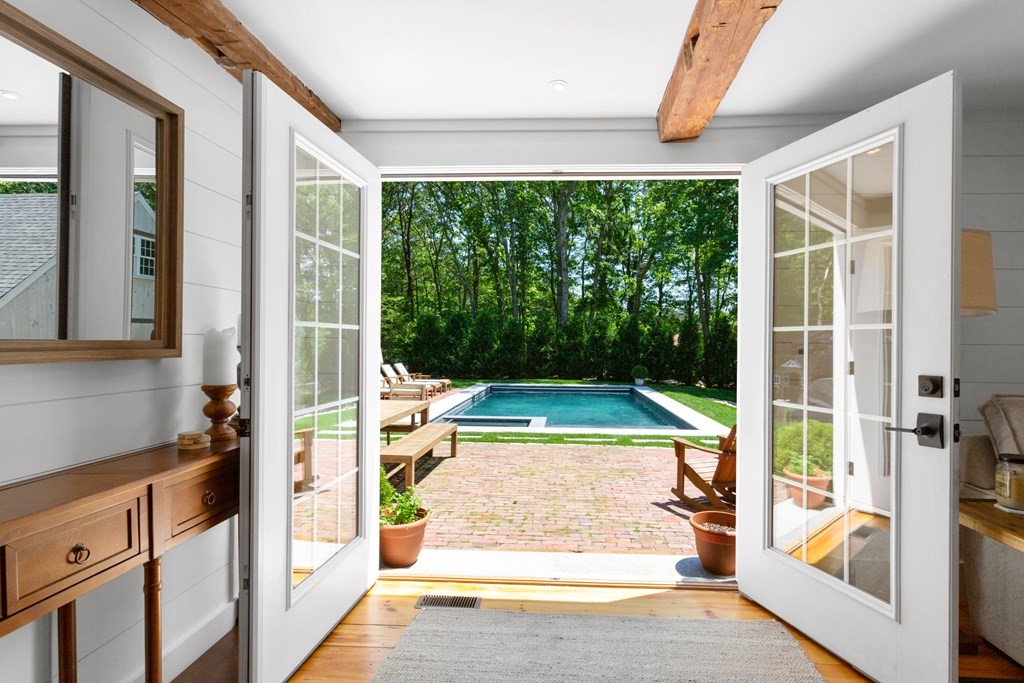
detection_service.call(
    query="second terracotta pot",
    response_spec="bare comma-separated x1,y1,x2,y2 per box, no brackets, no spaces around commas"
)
783,468,832,509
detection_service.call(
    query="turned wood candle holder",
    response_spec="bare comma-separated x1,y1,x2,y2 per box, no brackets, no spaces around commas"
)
201,384,238,442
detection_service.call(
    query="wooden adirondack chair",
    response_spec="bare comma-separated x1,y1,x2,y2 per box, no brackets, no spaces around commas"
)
671,425,737,511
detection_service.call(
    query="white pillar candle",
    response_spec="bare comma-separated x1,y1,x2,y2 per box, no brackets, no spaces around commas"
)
203,327,238,386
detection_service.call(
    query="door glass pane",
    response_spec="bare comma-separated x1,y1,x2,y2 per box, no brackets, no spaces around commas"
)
849,329,893,418
847,509,891,602
774,177,806,253
318,162,342,247
807,244,843,326
769,139,896,605
295,149,318,238
809,159,847,245
318,248,340,325
806,331,835,409
295,238,317,323
341,253,360,326
852,142,894,237
291,141,362,590
773,252,804,327
772,405,804,483
342,183,360,253
850,236,893,324
772,332,804,404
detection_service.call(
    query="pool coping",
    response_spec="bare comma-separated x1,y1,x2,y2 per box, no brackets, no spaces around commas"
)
429,383,727,436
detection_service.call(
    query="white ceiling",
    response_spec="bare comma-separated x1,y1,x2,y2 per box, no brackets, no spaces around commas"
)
222,0,1024,123
0,37,64,126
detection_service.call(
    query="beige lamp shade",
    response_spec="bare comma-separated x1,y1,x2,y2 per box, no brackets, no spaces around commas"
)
961,229,997,316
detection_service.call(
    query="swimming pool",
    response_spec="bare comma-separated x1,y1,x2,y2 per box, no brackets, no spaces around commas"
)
431,384,723,434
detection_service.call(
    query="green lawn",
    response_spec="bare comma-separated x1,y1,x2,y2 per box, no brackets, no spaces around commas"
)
649,384,736,428
293,405,357,433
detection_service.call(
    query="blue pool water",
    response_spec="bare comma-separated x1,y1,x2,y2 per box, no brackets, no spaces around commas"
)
440,386,693,429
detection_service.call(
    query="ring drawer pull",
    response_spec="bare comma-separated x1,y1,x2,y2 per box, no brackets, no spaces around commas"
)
203,489,216,506
69,543,91,565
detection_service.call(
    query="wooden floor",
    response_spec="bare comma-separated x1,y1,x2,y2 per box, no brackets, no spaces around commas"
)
958,603,1024,681
176,580,1024,682
289,580,868,682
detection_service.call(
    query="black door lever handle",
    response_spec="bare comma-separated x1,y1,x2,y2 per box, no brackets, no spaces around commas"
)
884,413,944,449
885,425,934,437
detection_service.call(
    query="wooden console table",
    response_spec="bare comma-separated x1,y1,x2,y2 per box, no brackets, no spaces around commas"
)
0,440,240,682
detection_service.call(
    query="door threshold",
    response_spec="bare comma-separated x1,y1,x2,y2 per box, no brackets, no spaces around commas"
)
378,548,737,590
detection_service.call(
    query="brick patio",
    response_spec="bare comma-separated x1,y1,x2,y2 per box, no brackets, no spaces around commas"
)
387,441,720,555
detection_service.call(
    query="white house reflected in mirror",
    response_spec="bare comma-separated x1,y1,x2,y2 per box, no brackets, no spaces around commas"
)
0,32,160,341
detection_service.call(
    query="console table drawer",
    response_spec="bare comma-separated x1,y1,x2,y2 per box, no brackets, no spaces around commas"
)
2,498,144,615
169,465,238,536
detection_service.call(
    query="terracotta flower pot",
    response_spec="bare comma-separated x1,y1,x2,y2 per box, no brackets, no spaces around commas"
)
783,468,832,509
379,508,430,568
689,510,736,576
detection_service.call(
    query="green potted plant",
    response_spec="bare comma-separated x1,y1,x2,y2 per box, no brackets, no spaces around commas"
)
631,364,649,386
379,467,431,567
774,419,833,509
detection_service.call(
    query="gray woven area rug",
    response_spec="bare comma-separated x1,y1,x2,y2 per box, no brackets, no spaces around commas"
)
373,607,824,682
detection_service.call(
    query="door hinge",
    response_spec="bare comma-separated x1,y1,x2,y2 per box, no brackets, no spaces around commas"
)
953,423,961,443
850,260,856,275
238,417,251,438
953,377,960,398
848,461,855,476
849,361,855,375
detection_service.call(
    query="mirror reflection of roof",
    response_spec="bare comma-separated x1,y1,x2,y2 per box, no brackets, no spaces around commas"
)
0,193,57,299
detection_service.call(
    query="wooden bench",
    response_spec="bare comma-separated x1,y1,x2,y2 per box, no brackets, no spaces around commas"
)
381,423,457,488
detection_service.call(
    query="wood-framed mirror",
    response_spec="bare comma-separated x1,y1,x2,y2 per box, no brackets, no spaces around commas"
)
0,0,183,363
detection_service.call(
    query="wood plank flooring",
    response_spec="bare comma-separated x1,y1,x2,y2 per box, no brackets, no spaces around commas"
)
175,580,1024,681
289,580,870,682
958,604,1024,681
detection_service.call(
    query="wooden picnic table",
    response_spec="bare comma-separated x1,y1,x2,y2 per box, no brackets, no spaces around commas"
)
379,398,430,431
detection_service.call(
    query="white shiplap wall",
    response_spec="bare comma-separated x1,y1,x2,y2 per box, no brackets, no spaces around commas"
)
960,110,1024,434
0,1,242,681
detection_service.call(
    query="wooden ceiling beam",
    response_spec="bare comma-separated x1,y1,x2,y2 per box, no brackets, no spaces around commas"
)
657,0,781,142
132,0,341,131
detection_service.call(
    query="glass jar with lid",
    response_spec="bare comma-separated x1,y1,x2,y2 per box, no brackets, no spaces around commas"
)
995,454,1024,510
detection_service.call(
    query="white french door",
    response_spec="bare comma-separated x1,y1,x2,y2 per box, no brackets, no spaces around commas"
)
737,72,960,682
239,71,381,682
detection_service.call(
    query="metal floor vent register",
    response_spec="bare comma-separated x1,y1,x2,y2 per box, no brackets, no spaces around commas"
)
414,595,482,609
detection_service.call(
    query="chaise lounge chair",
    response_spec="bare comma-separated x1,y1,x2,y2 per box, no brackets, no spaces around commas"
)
380,377,428,400
394,362,452,393
671,425,737,512
381,364,443,397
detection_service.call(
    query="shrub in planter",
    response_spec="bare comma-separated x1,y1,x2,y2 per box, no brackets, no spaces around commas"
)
631,364,649,386
379,468,430,567
773,419,834,509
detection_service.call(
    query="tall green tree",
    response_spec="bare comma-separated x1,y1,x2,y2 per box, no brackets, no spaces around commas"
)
379,179,738,387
